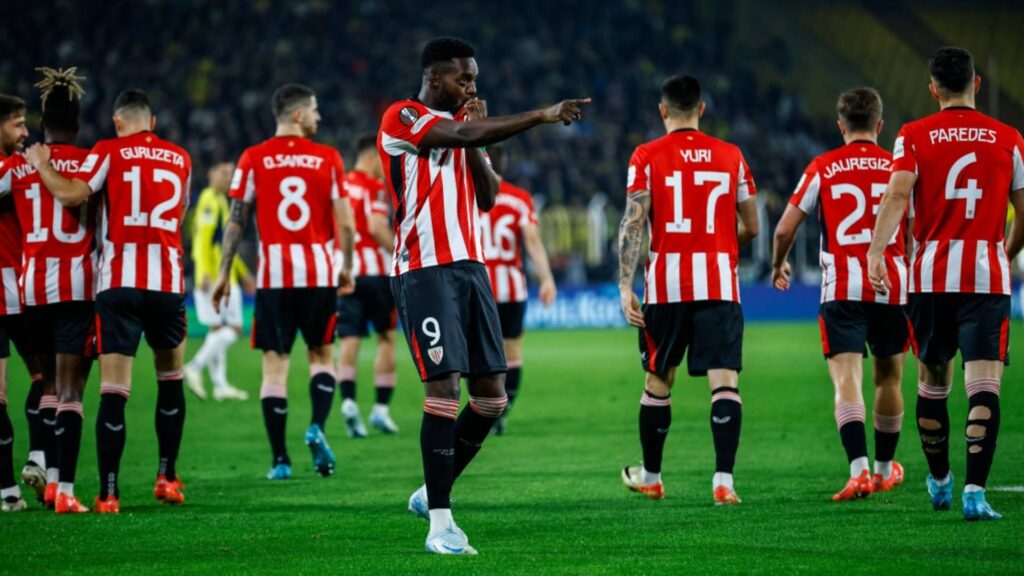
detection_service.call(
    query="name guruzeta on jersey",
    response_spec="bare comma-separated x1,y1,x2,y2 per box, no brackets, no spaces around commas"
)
119,146,185,167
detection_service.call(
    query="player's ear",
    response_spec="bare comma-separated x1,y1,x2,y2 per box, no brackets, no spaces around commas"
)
875,119,884,136
697,100,706,119
658,102,668,121
836,120,845,137
928,82,941,102
974,75,982,95
149,115,157,131
113,114,124,135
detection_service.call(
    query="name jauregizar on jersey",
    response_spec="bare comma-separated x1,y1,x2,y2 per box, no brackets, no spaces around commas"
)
928,127,998,145
118,146,186,167
822,157,892,179
262,154,325,170
10,158,81,180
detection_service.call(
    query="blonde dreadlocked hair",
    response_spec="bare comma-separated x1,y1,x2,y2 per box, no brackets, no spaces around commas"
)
34,67,85,133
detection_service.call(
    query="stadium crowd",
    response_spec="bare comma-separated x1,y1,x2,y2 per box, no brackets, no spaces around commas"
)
0,0,830,283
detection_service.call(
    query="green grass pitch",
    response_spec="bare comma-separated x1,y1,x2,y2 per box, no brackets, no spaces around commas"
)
1,323,1022,575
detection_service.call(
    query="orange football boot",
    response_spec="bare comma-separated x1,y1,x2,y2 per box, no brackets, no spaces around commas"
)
833,470,873,501
44,482,57,509
54,493,90,514
154,475,185,504
713,485,742,505
93,495,120,514
873,462,905,493
621,466,665,500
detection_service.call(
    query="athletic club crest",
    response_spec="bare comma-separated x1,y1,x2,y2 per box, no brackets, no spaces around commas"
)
428,346,444,365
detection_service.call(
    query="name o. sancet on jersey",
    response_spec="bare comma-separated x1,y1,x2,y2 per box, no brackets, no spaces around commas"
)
0,145,98,306
229,136,346,289
891,107,1024,295
75,131,193,294
626,129,756,304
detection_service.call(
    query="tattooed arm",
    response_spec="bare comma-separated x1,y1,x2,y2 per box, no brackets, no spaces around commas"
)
619,190,651,327
211,199,251,312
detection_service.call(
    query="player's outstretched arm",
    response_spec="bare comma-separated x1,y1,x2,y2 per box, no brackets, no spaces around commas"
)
771,204,807,291
211,199,250,311
523,223,557,306
867,170,916,292
619,190,650,327
736,197,760,249
418,99,591,150
25,143,91,207
1007,187,1024,260
334,197,356,294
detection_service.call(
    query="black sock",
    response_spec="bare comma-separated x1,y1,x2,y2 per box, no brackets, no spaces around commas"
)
710,389,742,473
57,408,83,485
965,390,1000,488
421,413,455,509
452,407,497,480
155,380,186,481
261,397,290,466
340,380,356,401
639,392,671,474
40,403,58,477
375,386,394,405
916,395,950,479
0,403,14,489
24,381,43,456
874,429,900,464
839,422,868,464
309,372,335,428
505,366,522,410
96,394,127,499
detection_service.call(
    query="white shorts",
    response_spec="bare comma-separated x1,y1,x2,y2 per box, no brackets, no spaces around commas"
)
193,284,243,328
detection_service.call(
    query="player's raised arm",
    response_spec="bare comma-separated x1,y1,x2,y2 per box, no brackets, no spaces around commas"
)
418,99,591,151
25,142,92,207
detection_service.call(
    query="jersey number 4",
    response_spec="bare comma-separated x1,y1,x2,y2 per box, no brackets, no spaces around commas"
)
664,170,730,234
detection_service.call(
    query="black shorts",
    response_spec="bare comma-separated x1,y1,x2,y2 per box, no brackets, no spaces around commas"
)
0,313,34,360
818,300,910,359
95,289,187,356
391,261,506,381
337,276,396,338
496,301,527,339
25,301,96,357
252,287,337,353
639,300,743,377
907,293,1010,365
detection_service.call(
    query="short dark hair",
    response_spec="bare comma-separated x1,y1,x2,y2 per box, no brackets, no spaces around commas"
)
661,75,702,115
488,144,507,176
36,67,86,134
0,94,26,122
354,133,377,155
273,83,315,120
113,89,151,116
929,47,975,94
837,87,882,132
421,37,475,70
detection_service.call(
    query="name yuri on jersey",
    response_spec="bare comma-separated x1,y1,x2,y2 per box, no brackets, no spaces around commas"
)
262,154,325,170
10,158,81,180
822,157,891,179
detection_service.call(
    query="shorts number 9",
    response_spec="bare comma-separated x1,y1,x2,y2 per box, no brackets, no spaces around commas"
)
421,317,441,346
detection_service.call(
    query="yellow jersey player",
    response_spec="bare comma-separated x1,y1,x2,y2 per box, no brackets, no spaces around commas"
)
184,162,254,401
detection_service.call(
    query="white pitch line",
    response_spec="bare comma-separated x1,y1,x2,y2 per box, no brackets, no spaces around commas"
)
990,486,1024,493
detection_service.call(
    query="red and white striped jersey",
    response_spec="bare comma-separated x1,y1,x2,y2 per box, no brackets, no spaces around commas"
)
77,132,191,294
893,107,1024,295
0,152,22,315
627,129,756,304
0,145,98,306
341,169,390,277
378,99,485,276
478,180,537,303
790,142,908,304
230,136,345,289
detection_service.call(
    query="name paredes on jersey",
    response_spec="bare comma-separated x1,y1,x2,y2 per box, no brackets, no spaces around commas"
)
10,158,81,180
822,156,891,179
261,154,325,170
118,146,186,167
928,127,998,145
